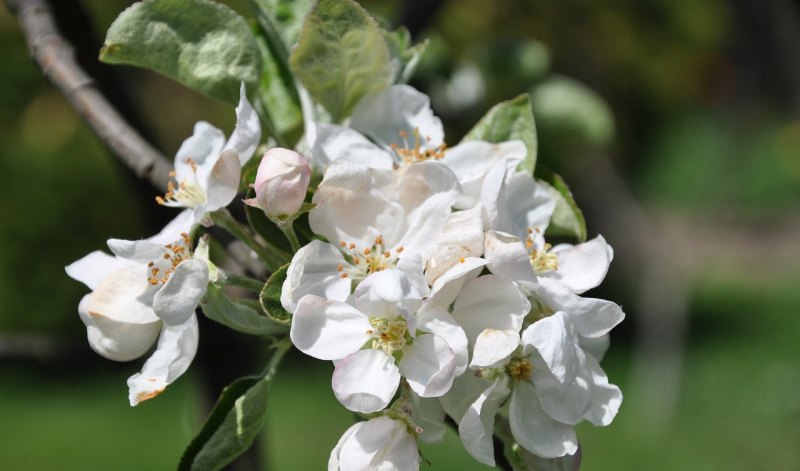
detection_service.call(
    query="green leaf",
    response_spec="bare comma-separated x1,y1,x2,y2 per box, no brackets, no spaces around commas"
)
200,283,287,335
251,0,314,51
259,264,292,324
462,94,538,173
100,0,262,104
243,185,293,254
536,167,587,242
288,0,393,122
253,26,303,142
382,26,429,83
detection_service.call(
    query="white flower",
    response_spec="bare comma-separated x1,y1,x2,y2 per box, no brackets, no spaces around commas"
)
65,213,209,405
157,83,261,223
290,269,467,413
328,416,421,471
244,147,311,218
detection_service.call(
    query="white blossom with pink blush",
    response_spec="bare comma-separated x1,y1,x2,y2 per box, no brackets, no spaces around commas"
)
244,147,311,218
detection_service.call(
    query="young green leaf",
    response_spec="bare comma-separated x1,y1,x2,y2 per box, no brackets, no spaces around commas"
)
536,167,587,242
253,26,303,143
462,94,538,173
100,0,262,104
382,26,429,84
259,264,292,324
200,283,288,336
251,0,314,52
288,0,392,122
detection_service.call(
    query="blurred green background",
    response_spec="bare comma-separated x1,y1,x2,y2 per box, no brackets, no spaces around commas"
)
1,0,799,469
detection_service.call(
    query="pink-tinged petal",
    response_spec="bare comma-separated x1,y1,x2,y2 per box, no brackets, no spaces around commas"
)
127,315,199,406
204,149,241,212
582,352,623,426
507,172,555,238
408,392,446,444
458,376,511,467
313,122,394,170
281,240,352,313
484,230,537,284
427,257,487,308
290,296,372,361
528,350,591,425
401,334,456,398
174,121,226,185
225,82,261,165
355,270,421,329
545,235,613,294
509,382,578,458
442,140,525,209
521,312,578,384
470,329,520,368
66,251,136,290
80,292,161,362
152,259,209,327
351,84,444,151
332,349,401,413
451,275,530,345
417,305,468,376
534,279,625,338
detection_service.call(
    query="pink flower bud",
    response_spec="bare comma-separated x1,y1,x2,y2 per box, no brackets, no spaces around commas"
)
245,148,311,218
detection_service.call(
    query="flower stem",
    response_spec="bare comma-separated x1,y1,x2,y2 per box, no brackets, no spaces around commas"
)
210,208,284,270
276,220,301,253
262,336,293,381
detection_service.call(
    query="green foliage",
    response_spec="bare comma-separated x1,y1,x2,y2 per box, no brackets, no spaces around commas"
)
200,283,287,336
178,375,269,471
462,94,538,173
100,0,262,104
251,0,314,52
382,26,429,84
288,0,392,122
259,264,293,324
536,167,587,242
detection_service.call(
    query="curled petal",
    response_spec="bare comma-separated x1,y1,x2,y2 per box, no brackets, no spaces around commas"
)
66,251,137,290
417,305,469,376
521,312,578,384
400,334,456,398
484,230,537,284
451,275,530,345
290,296,372,361
80,293,161,362
355,269,421,328
204,149,241,213
281,240,353,313
470,329,520,368
442,140,525,209
534,279,625,338
152,259,209,327
225,82,261,165
509,381,579,458
332,349,401,413
458,376,511,466
546,235,613,294
174,121,226,186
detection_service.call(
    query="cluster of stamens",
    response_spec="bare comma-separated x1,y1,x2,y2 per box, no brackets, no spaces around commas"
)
366,317,409,355
155,158,206,207
338,236,403,281
505,357,533,382
525,227,559,274
390,129,447,165
147,232,193,285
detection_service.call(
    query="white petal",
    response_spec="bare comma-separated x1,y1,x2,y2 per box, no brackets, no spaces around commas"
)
451,275,530,345
281,240,353,313
458,376,511,466
107,209,194,262
470,329,520,368
313,122,394,170
417,305,469,376
152,259,208,326
427,257,487,309
408,392,446,444
580,334,610,362
79,265,156,326
174,121,226,185
424,205,485,285
337,416,420,471
328,421,363,470
66,251,136,290
290,296,372,361
484,230,537,283
479,160,511,231
582,352,623,426
507,172,555,238
509,382,578,458
401,334,456,397
396,254,431,298
80,292,161,362
225,82,261,165
528,349,591,425
351,84,444,151
354,270,421,327
332,349,401,413
545,235,613,294
204,149,241,212
521,312,577,384
442,140,525,209
534,279,625,338
127,315,199,406
438,370,492,423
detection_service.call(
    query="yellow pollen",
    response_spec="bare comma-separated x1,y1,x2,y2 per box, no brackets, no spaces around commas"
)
340,273,348,278
391,128,447,164
506,357,533,382
337,264,343,272
459,257,465,263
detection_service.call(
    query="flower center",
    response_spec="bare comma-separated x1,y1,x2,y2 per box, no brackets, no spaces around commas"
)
367,317,410,355
505,357,533,382
525,227,558,274
337,236,403,281
147,232,193,285
156,158,207,207
390,128,447,164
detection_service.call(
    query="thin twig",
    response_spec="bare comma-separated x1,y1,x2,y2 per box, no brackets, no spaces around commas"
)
6,0,173,191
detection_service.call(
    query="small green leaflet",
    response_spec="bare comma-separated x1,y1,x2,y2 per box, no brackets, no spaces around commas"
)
201,283,287,336
462,94,538,173
259,264,292,324
100,0,262,104
536,167,587,242
382,26,429,84
288,0,393,122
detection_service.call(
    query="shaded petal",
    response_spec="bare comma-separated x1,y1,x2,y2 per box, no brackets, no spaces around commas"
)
401,333,456,397
354,269,421,326
451,275,530,345
427,257,487,309
328,421,363,470
546,235,613,294
470,329,520,368
225,82,261,165
408,392,446,444
396,254,430,298
458,376,511,467
291,295,372,361
534,279,625,338
337,416,420,471
425,205,485,285
127,315,198,406
281,240,353,313
80,292,161,362
351,84,444,151
509,382,578,458
204,149,241,212
66,251,136,290
507,172,555,239
332,349,401,413
442,140,525,209
313,122,394,170
152,259,209,326
484,230,537,284
417,305,469,376
479,160,510,231
521,312,578,384
174,121,226,185
580,334,610,362
582,352,623,426
529,349,591,425
439,370,492,423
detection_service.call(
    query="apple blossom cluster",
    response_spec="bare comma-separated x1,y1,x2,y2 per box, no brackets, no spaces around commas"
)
66,82,623,469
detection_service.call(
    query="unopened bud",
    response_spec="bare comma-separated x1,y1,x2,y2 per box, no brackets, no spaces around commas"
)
245,148,311,218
